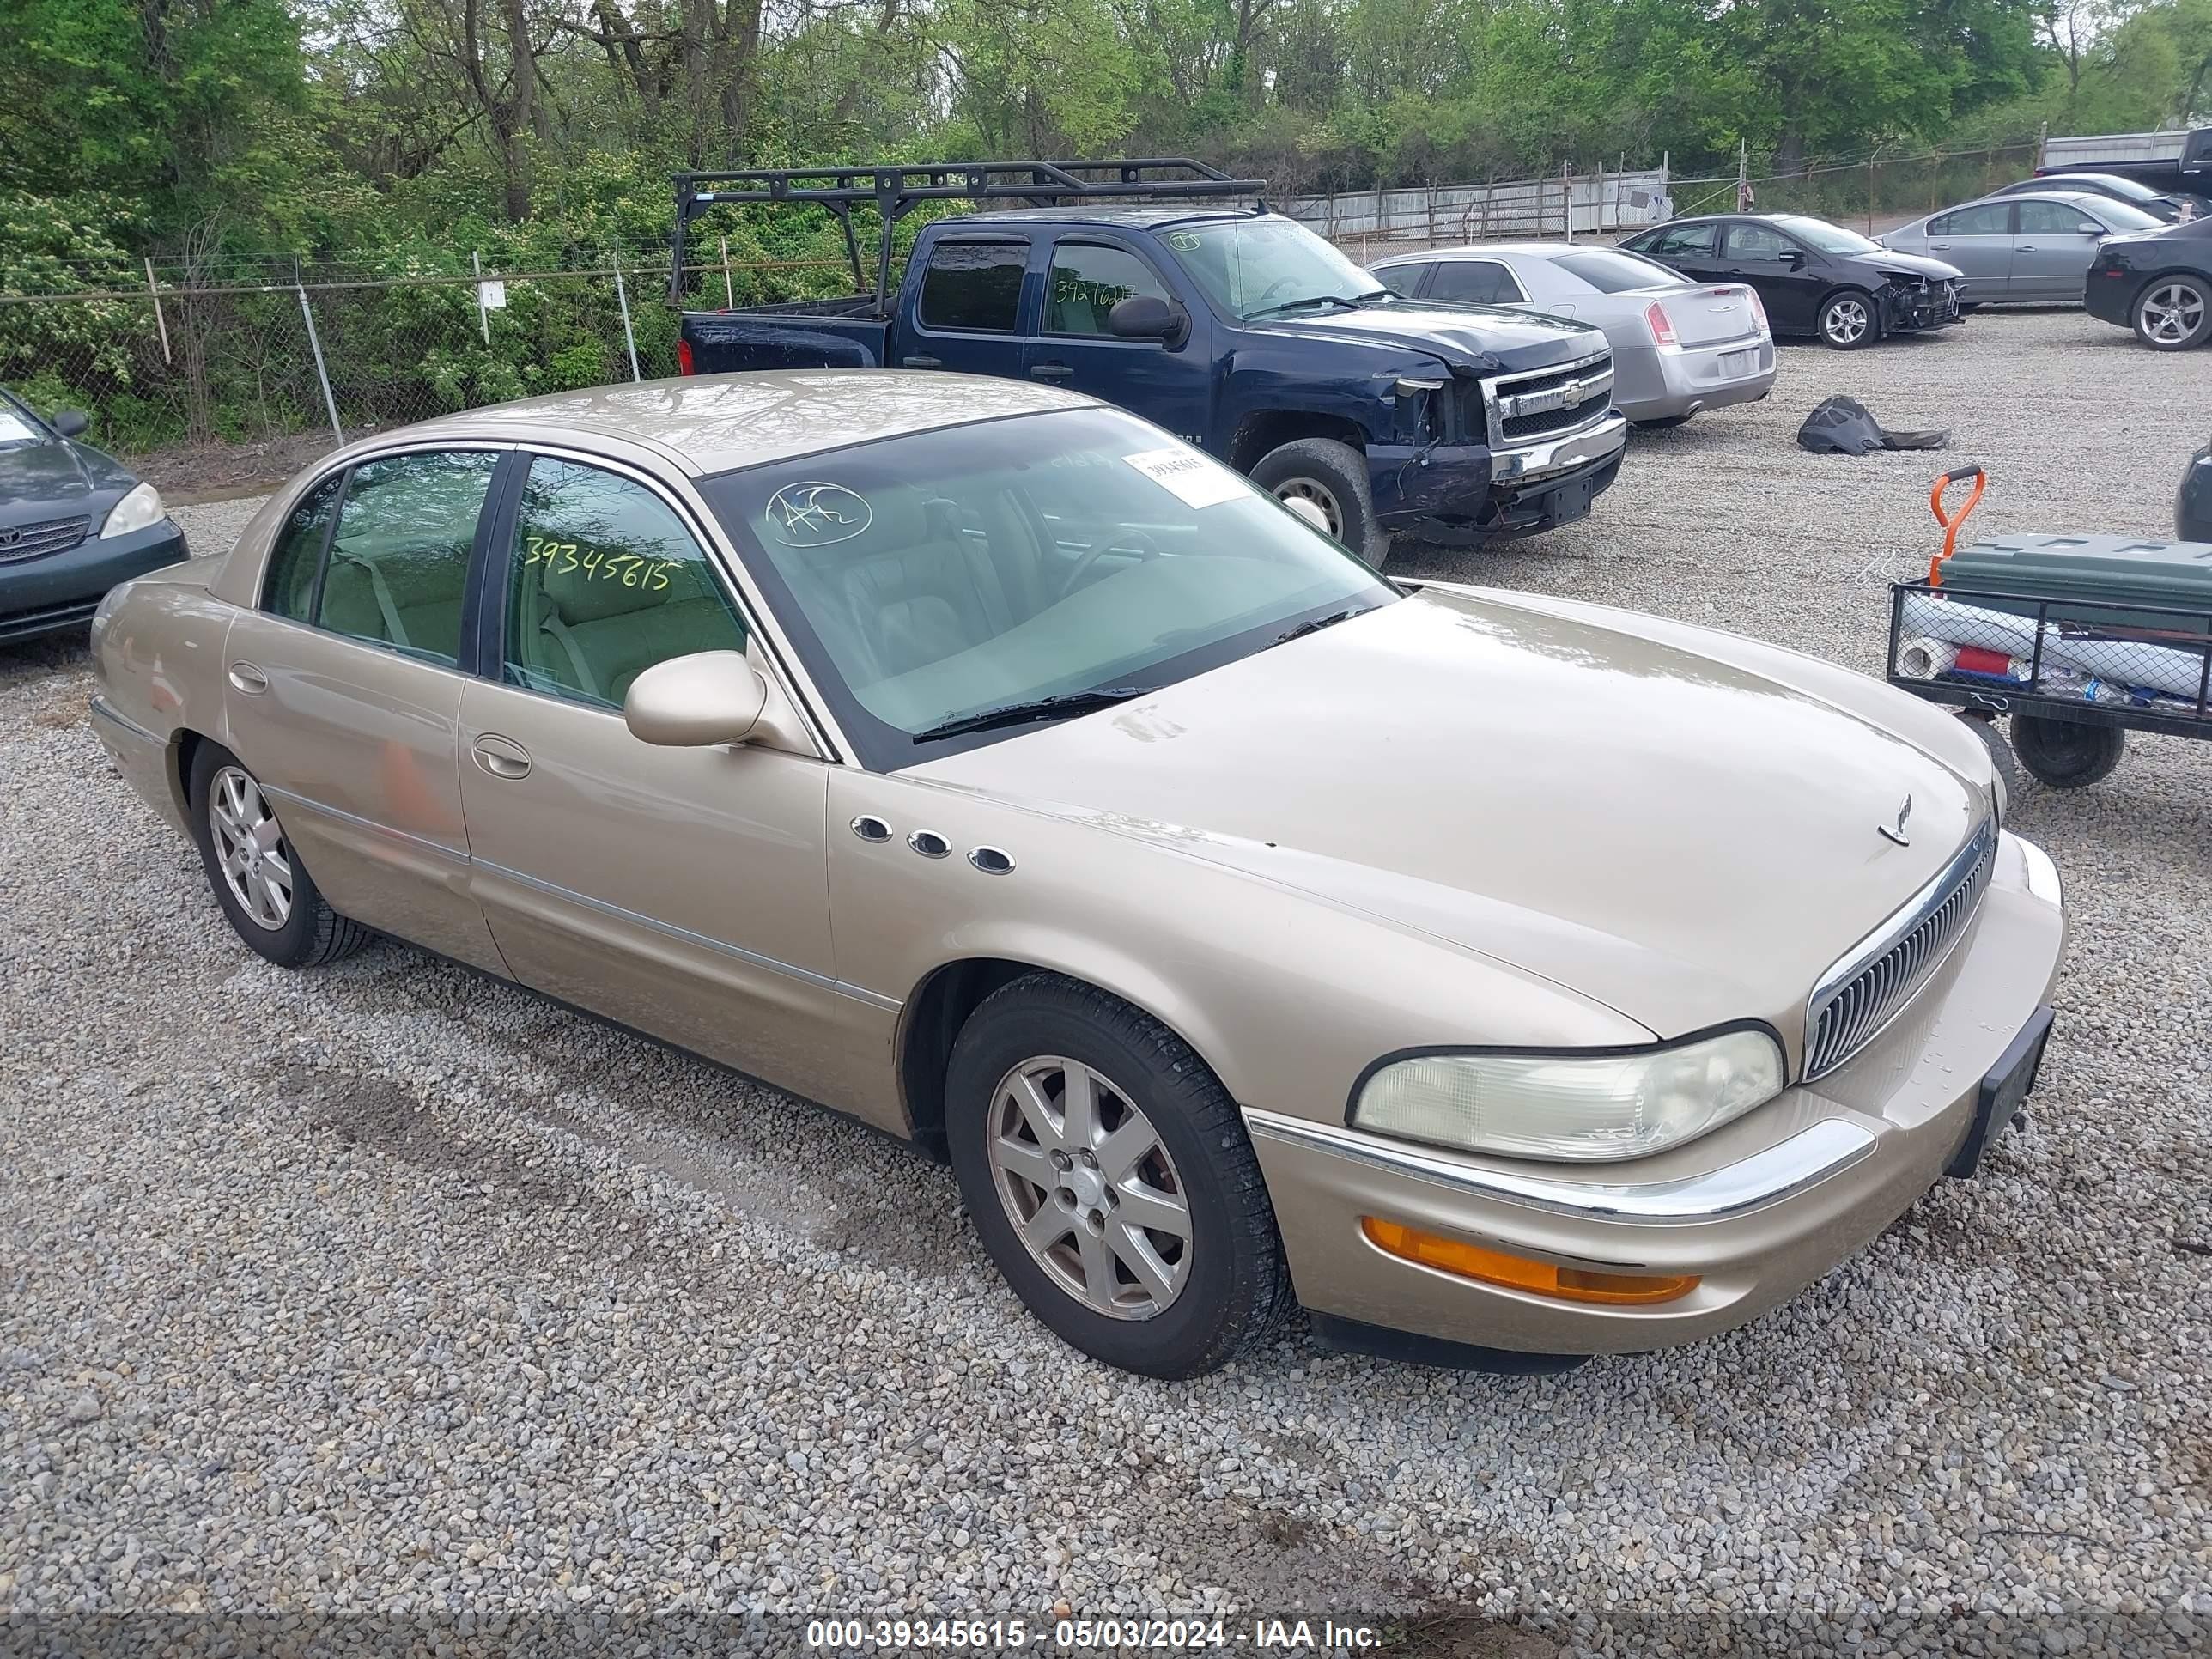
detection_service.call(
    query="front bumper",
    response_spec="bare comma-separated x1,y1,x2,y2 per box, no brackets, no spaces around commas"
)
0,519,188,644
1370,413,1628,538
1878,280,1965,335
1247,830,2064,1360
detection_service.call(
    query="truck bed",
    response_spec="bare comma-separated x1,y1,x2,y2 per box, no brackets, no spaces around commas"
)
682,295,894,373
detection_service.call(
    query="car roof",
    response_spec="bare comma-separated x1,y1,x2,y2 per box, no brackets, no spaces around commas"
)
2016,173,2148,191
1374,241,1598,262
1945,190,2112,210
372,370,1100,477
952,205,1264,229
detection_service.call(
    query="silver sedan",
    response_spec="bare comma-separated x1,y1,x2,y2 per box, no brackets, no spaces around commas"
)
1369,243,1777,427
1881,191,2165,302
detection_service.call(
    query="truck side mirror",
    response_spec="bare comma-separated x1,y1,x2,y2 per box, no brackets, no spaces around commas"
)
1108,294,1189,348
52,410,90,438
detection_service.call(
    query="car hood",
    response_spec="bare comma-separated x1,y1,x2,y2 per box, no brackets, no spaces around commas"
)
0,441,104,514
1869,250,1965,283
1266,300,1603,374
914,586,1988,1042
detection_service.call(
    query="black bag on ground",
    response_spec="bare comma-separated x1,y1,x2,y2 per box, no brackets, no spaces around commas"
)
1796,394,1948,454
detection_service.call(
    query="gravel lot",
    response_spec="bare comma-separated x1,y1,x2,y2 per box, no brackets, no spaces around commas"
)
3,310,2208,1656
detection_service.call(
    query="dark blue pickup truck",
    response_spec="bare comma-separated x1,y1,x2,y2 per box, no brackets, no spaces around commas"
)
672,162,1627,563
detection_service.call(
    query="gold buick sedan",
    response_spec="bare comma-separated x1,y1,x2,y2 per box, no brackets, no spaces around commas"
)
88,372,2064,1377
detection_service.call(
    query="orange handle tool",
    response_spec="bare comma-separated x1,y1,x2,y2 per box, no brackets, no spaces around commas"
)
1927,465,1985,585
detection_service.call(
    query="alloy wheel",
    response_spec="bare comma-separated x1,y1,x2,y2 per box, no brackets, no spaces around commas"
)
2139,282,2206,346
986,1055,1193,1321
1273,477,1344,538
207,765,294,931
1823,298,1870,346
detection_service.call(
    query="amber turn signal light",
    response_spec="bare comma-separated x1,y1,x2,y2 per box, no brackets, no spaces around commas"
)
1360,1217,1698,1306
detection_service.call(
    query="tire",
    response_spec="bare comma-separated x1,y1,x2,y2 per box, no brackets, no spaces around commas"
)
1249,436,1389,567
944,973,1295,1377
188,741,373,968
2132,275,2211,351
1817,289,1878,349
1959,713,2019,801
2009,714,2125,790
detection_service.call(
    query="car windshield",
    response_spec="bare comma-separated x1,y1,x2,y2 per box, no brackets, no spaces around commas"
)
1777,216,1882,255
1165,218,1392,319
702,406,1395,768
0,397,47,448
1552,249,1684,293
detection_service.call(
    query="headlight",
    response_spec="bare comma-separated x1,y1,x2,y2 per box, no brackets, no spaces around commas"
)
100,482,165,539
1352,1027,1786,1162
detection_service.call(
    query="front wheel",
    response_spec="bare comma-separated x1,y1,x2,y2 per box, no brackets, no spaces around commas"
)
1249,436,1389,567
945,974,1294,1377
2133,276,2210,350
1818,289,1877,349
2010,714,2125,789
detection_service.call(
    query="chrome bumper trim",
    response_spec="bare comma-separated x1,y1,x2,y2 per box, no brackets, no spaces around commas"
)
1243,1108,1878,1224
1490,411,1629,483
2014,831,2062,907
88,694,165,749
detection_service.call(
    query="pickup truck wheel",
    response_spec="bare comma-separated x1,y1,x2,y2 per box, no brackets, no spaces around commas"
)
2010,714,2124,789
945,973,1295,1378
1249,439,1389,567
2133,276,2210,350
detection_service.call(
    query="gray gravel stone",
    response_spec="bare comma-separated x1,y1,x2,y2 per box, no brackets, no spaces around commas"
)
1,313,2207,1656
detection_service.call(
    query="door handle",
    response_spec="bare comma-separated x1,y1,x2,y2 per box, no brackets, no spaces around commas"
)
1930,243,1950,250
471,735,531,780
1030,362,1073,381
905,355,942,368
228,662,268,695
2016,243,2037,252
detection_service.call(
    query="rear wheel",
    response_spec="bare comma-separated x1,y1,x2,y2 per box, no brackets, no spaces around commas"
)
1818,289,1877,349
188,742,372,968
945,974,1293,1377
1249,437,1389,567
2010,714,2125,790
2133,276,2210,350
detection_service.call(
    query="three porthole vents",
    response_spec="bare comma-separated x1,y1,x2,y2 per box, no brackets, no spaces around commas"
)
848,817,1012,874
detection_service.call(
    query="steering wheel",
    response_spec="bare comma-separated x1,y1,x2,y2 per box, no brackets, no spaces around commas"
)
1056,527,1165,600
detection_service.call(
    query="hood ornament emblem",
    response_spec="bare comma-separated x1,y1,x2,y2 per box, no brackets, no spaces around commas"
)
1879,794,1913,847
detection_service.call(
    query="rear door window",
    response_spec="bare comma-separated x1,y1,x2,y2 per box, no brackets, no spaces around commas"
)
919,241,1029,332
1929,203,2012,237
319,451,499,666
1428,260,1524,304
1646,223,1720,260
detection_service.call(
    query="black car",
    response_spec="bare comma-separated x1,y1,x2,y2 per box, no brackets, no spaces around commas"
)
2084,216,2212,350
1619,213,1965,349
0,391,187,644
1987,173,2204,224
2181,441,2212,540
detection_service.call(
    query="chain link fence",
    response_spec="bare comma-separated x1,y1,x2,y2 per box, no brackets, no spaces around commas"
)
0,254,852,492
1669,140,2043,235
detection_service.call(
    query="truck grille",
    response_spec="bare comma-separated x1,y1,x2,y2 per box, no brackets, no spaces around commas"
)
0,515,91,565
1484,355,1613,449
1803,817,1998,1080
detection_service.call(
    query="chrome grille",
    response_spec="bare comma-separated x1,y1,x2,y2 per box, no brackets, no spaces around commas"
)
0,515,91,565
1483,353,1613,448
1803,818,1998,1080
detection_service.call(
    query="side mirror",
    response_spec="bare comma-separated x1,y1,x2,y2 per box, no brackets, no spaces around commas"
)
52,410,90,438
1784,249,1808,269
1108,294,1189,348
623,650,768,747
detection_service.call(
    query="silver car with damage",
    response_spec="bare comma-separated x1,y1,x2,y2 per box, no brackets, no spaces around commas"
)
1881,191,2166,304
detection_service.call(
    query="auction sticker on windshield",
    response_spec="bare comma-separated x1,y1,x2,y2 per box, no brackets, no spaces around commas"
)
1121,447,1246,509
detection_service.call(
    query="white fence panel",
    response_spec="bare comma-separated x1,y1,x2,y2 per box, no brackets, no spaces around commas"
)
1282,169,1672,244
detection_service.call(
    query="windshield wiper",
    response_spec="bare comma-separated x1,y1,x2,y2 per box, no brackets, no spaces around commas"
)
911,686,1151,743
1272,606,1372,646
1244,294,1362,320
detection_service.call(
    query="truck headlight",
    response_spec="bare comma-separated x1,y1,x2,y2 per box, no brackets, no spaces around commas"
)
1352,1027,1786,1162
101,482,165,539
